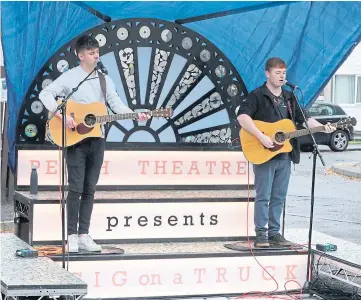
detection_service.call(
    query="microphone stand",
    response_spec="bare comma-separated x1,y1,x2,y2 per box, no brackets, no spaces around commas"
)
289,86,326,290
48,65,99,269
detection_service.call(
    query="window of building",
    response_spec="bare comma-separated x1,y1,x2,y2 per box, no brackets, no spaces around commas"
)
334,75,355,104
334,75,361,104
357,75,361,103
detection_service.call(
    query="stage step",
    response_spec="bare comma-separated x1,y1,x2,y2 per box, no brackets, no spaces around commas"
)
14,190,255,245
44,240,308,299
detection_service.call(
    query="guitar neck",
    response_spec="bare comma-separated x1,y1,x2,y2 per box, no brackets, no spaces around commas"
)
285,123,336,139
96,112,141,123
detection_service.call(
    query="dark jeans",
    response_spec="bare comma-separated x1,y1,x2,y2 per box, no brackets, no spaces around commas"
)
66,138,105,235
253,158,291,238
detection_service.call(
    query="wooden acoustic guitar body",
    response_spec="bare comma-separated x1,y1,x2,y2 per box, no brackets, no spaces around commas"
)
47,100,107,147
240,119,296,165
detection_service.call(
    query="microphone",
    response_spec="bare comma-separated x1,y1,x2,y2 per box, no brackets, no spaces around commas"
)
284,80,297,89
96,61,108,75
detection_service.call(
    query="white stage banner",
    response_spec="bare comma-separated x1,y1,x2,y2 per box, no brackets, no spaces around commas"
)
17,150,254,186
32,201,255,242
63,255,307,298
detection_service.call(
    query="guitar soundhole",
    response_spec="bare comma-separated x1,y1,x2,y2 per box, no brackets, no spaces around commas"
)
275,131,286,143
84,114,96,127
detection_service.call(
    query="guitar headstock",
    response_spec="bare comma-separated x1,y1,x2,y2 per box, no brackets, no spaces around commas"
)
151,107,173,118
336,117,357,129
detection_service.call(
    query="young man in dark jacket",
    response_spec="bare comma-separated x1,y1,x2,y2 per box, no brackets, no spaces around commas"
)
237,57,335,247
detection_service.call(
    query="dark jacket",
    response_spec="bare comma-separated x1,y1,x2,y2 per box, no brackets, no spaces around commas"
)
237,83,308,164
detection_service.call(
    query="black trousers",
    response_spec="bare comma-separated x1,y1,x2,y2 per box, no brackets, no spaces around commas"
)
66,138,105,235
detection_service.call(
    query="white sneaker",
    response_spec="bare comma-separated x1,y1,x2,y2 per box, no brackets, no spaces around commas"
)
78,234,102,252
67,234,79,253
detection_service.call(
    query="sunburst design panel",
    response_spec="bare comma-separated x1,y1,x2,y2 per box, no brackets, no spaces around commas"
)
17,18,248,150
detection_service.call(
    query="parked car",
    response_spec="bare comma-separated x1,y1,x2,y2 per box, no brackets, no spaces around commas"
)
297,101,355,152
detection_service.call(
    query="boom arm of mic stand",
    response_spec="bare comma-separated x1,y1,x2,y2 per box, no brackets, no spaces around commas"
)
48,67,99,121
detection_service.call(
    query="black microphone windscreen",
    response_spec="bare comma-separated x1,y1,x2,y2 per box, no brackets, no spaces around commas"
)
97,61,108,75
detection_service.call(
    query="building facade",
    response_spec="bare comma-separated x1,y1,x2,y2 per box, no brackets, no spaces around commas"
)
319,42,361,132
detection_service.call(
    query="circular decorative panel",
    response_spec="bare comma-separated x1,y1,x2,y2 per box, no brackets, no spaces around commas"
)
17,18,248,148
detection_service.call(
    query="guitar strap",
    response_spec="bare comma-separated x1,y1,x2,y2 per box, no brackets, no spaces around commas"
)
285,93,294,122
285,92,298,170
98,71,107,101
98,71,116,114
286,100,294,120
281,90,295,124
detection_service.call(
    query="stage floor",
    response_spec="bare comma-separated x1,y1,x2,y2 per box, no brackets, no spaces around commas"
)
42,240,307,260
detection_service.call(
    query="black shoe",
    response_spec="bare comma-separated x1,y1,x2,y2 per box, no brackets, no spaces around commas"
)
268,233,293,246
254,235,270,248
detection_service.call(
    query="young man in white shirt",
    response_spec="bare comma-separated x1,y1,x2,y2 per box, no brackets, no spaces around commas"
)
40,35,149,252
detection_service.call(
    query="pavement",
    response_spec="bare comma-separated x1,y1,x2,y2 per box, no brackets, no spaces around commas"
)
325,144,361,179
317,143,361,152
316,144,361,179
331,161,361,179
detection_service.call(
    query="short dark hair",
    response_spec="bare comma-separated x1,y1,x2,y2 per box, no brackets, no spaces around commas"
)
265,57,287,71
75,35,99,56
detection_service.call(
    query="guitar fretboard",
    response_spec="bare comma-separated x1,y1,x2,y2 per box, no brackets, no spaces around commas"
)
96,113,141,123
285,125,332,139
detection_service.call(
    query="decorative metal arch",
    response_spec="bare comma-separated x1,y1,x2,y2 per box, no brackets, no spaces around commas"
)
17,18,248,150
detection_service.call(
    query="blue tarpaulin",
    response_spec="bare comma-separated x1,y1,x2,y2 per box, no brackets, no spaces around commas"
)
2,1,361,171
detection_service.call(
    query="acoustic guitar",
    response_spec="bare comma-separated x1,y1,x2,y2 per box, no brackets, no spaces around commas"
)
47,100,173,147
240,117,356,165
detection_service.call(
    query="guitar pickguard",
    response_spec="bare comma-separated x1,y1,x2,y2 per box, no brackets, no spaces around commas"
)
265,144,283,152
77,123,94,135
267,144,284,152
